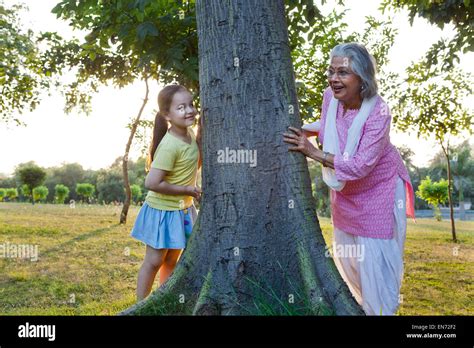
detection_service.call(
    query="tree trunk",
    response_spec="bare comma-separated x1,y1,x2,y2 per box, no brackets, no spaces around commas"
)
441,143,457,242
121,0,363,315
120,78,150,224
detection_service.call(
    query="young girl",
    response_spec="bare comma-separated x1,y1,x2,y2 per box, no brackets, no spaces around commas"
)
131,84,201,301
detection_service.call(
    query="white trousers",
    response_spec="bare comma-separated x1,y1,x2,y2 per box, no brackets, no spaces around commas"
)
332,176,407,315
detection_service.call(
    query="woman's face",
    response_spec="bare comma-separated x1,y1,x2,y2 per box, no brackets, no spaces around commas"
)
327,56,362,105
165,90,197,129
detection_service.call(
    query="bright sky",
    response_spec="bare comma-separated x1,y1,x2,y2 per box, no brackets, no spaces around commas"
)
1,0,473,176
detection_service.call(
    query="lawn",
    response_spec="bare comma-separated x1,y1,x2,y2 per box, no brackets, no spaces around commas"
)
0,202,472,315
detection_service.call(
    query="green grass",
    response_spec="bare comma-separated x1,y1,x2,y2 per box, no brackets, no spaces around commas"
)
318,217,474,315
0,202,141,315
0,202,472,315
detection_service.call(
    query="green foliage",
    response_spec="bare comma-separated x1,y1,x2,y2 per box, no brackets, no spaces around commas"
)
417,177,449,221
450,143,474,202
17,164,46,194
0,1,64,124
32,185,49,203
6,159,146,204
381,0,473,70
389,50,472,240
288,2,396,122
49,0,199,113
20,184,31,199
417,177,449,206
96,168,124,204
427,140,474,203
54,184,70,204
130,184,142,204
48,0,396,120
44,163,88,201
75,183,95,203
0,175,16,190
391,59,473,142
5,188,18,201
0,188,6,201
0,2,40,122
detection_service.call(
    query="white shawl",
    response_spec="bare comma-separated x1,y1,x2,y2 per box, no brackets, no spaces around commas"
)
323,95,378,191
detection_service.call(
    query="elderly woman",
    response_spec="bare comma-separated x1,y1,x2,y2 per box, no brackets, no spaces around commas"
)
283,43,415,315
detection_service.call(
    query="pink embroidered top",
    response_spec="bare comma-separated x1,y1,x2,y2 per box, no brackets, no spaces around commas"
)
318,87,415,239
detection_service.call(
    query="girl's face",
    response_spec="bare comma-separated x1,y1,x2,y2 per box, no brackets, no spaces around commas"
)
164,90,197,129
327,56,362,105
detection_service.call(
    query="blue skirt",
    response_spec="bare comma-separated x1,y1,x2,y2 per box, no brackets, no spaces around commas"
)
131,202,197,249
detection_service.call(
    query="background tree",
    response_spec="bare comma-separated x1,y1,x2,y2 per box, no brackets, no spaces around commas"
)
17,164,46,204
5,188,18,201
50,0,199,223
449,142,473,220
44,163,86,202
0,188,5,202
381,0,473,71
428,140,474,220
1,159,146,204
417,177,449,222
0,174,16,190
0,1,60,124
130,184,142,205
19,184,31,202
75,183,95,203
96,168,125,204
32,185,49,203
54,184,70,204
94,157,146,204
123,0,363,316
391,58,473,242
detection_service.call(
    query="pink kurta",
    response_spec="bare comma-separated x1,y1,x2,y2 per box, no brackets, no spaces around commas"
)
318,87,415,239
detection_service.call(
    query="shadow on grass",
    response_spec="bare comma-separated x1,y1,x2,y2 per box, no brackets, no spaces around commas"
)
41,225,120,256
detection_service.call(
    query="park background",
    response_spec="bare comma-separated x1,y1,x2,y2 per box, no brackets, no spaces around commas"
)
0,0,472,315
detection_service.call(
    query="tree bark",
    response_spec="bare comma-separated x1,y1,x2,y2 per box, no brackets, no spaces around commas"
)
120,78,149,224
121,0,363,315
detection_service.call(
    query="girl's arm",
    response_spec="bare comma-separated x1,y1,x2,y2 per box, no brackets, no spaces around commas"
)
145,168,201,198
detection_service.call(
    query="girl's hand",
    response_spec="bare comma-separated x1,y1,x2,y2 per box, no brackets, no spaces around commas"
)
283,126,318,158
187,185,202,201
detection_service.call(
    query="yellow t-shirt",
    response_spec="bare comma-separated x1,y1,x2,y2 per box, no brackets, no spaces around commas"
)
146,129,199,211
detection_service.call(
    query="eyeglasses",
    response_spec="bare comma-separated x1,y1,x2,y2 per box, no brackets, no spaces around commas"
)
326,70,353,79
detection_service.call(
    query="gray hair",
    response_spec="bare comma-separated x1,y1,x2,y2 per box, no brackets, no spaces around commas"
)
329,43,378,99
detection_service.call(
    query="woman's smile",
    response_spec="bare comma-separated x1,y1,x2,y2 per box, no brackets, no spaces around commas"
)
332,85,345,95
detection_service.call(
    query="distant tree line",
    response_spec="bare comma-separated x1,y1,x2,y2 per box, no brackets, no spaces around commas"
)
0,157,147,205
